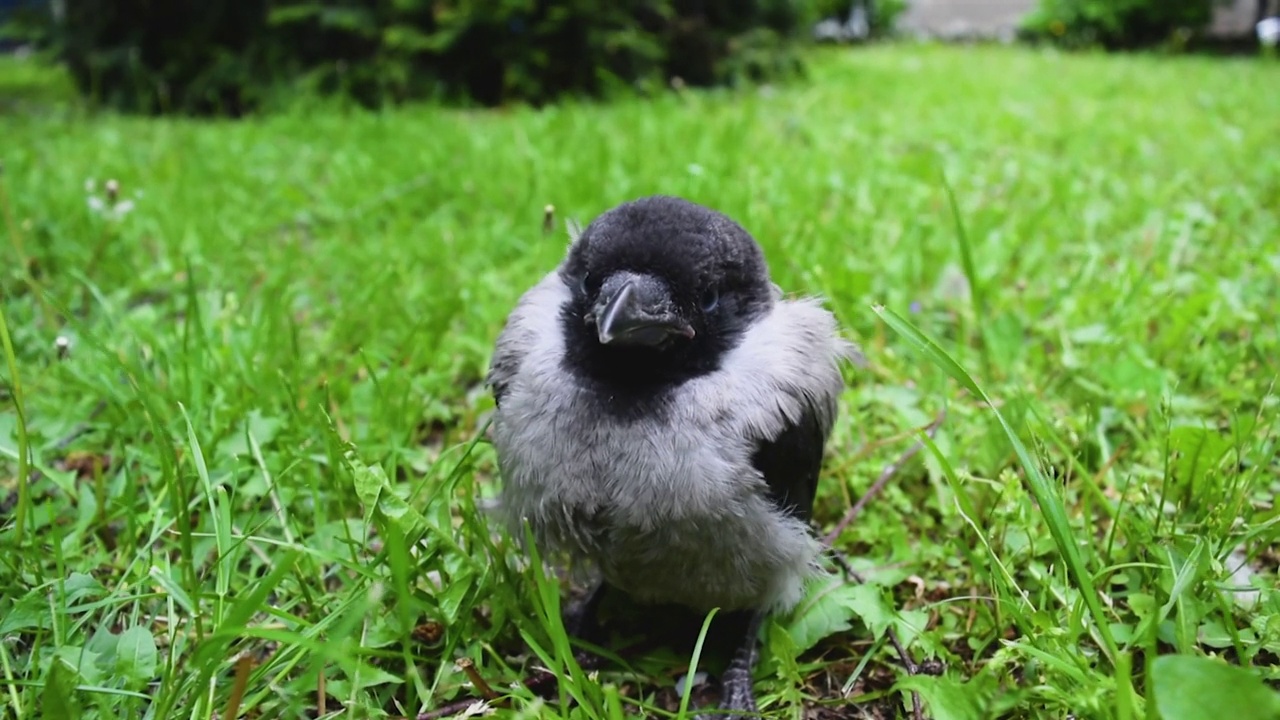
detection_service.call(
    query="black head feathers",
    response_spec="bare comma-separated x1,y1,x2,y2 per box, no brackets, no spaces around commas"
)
562,195,772,301
558,195,777,393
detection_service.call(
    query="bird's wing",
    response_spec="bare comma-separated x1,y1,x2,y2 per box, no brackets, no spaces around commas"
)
719,296,855,523
486,270,567,408
749,390,836,523
486,346,517,409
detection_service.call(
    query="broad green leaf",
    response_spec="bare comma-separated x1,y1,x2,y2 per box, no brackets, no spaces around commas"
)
0,591,52,634
217,408,283,461
845,583,897,639
784,578,861,653
785,577,897,653
1195,619,1244,649
897,674,987,720
347,664,404,692
84,625,120,675
115,625,159,683
41,658,81,720
49,645,103,685
0,410,15,446
345,447,428,538
895,608,930,648
1167,425,1231,505
1152,654,1280,720
438,567,475,623
765,617,802,681
63,572,106,606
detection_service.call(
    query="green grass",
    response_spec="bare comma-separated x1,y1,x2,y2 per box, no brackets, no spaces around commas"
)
2,41,1279,720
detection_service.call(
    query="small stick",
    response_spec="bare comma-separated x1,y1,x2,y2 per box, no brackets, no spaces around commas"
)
222,653,254,720
317,663,327,717
542,204,556,234
829,552,925,720
823,410,946,546
823,410,947,720
457,657,499,701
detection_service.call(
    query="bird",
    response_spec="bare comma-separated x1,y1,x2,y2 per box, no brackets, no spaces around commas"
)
485,194,857,718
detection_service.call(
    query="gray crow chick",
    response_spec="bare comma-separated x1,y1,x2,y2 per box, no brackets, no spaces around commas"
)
487,195,856,718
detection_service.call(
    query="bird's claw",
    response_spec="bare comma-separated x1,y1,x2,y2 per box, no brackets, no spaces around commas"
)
692,667,758,720
693,610,765,719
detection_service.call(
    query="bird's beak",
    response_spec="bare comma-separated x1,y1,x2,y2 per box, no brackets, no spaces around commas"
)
594,275,695,347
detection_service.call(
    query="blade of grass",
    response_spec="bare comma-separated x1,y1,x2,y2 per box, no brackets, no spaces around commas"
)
919,430,1035,620
938,165,994,383
0,624,22,717
0,163,58,326
872,303,1121,666
1116,639,1135,720
0,302,31,550
521,521,600,717
676,608,719,720
179,403,233,627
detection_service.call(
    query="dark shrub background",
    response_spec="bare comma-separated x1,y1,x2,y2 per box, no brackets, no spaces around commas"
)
1020,0,1234,49
7,0,1249,117
18,0,824,116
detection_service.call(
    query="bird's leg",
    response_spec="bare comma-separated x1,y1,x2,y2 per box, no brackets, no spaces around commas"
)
562,580,608,671
698,610,765,720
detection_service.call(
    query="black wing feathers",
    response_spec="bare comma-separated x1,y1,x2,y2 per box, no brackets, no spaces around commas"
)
487,356,515,409
750,396,830,523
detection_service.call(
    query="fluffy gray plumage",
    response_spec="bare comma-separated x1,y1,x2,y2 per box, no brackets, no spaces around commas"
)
486,194,857,714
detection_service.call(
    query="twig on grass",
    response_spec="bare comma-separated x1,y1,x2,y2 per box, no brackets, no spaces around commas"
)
824,409,947,720
222,654,254,720
457,658,500,701
823,410,946,547
828,552,925,720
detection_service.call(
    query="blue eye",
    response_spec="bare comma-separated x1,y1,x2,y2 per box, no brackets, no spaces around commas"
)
579,274,590,295
701,288,719,312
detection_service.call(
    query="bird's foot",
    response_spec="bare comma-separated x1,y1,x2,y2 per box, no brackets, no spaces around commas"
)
561,581,608,672
717,666,758,712
694,610,765,720
692,666,758,719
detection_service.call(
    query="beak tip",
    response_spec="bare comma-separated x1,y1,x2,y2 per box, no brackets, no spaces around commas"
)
592,276,692,347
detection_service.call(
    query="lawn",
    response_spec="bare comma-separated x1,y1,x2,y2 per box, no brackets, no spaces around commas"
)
1,41,1278,720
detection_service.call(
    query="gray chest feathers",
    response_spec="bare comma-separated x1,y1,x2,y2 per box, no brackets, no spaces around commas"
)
492,381,822,615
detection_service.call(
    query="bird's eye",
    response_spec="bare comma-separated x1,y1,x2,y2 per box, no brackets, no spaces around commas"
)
579,273,590,296
701,288,719,312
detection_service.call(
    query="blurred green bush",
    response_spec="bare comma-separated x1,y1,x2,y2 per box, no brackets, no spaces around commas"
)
19,0,823,116
1020,0,1232,49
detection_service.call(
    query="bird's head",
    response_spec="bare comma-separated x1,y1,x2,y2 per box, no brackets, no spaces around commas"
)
558,195,775,387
